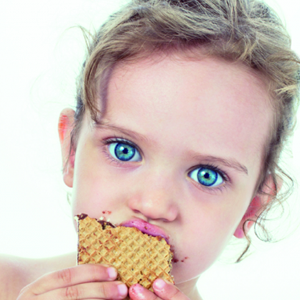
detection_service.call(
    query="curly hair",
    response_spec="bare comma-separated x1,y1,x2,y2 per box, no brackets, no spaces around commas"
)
69,0,300,261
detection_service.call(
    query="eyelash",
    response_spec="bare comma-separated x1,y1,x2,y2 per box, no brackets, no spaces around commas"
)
101,136,230,192
188,164,229,193
101,137,142,166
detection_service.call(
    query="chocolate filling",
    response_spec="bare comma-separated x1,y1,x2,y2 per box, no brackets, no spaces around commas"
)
76,213,115,228
77,213,88,220
98,220,115,228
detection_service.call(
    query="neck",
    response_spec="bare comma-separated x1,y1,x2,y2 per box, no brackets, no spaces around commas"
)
176,277,202,300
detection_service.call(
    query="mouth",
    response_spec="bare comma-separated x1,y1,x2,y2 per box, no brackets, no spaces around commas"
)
120,219,170,244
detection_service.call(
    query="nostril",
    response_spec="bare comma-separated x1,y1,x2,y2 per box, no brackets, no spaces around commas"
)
128,196,179,223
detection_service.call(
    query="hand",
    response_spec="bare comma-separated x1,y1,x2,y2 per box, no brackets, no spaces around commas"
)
17,264,128,299
129,279,190,300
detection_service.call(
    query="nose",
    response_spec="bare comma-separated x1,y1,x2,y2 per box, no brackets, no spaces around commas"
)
127,170,180,222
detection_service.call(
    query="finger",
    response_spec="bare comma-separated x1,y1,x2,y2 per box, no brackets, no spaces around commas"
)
153,279,189,300
129,284,160,300
34,281,128,300
21,264,118,296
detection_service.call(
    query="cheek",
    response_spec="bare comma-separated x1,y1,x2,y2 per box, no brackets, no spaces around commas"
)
200,193,251,244
173,198,246,273
70,142,127,218
71,144,105,215
170,212,237,282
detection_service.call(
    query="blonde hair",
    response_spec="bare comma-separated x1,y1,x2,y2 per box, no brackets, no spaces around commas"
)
71,0,300,261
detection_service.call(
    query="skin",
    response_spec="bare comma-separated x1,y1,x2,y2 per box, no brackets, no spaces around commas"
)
10,52,276,300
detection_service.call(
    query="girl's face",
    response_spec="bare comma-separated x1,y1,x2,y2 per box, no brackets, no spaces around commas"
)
62,54,272,286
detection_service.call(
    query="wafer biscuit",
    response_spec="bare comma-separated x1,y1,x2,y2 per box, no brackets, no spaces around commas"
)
76,214,174,293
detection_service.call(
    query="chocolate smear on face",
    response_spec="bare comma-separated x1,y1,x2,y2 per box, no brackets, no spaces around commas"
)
170,244,179,263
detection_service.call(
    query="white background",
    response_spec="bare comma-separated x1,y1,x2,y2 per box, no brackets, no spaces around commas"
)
0,0,300,299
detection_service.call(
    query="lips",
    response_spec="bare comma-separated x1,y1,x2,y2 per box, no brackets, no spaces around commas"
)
120,219,170,244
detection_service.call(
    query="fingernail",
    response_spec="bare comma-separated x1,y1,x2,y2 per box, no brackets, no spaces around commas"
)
107,267,117,279
118,284,127,296
154,279,166,290
131,284,144,296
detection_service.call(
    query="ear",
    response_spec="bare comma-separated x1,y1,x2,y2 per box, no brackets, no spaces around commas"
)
234,174,282,239
58,108,76,188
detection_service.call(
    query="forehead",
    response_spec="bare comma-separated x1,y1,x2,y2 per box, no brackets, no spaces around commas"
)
96,54,273,174
106,52,271,114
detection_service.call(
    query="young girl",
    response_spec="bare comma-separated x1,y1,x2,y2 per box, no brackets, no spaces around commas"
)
1,0,299,299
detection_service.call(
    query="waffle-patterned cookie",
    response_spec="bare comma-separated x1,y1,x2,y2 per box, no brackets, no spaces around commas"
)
76,214,174,292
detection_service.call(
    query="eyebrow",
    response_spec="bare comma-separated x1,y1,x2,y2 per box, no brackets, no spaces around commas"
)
93,120,149,142
94,121,248,175
190,154,249,175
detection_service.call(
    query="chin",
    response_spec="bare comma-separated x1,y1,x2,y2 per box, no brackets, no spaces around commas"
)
171,262,204,285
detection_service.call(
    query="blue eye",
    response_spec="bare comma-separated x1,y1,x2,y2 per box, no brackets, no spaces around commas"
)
108,142,141,162
189,167,224,187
